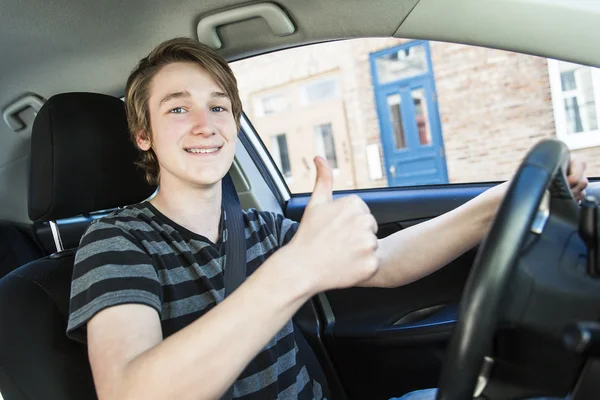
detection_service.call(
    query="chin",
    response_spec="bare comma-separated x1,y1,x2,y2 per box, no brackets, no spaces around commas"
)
189,172,227,188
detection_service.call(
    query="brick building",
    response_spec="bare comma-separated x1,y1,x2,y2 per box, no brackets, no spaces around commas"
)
231,38,600,193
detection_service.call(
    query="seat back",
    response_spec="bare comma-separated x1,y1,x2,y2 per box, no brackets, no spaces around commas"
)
0,223,43,279
0,252,96,400
0,93,155,400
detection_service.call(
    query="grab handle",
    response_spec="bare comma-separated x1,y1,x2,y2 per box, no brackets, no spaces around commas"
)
197,3,295,49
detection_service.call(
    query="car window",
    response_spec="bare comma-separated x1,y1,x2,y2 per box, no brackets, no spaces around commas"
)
230,38,600,194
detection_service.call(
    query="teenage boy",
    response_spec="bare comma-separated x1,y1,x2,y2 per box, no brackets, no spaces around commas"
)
67,37,588,400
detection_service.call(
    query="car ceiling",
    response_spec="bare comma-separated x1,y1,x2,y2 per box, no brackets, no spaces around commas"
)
1,0,599,224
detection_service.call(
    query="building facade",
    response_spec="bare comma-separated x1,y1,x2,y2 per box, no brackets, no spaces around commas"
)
231,38,600,193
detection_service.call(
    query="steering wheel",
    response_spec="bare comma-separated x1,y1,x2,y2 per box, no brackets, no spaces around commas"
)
436,139,577,400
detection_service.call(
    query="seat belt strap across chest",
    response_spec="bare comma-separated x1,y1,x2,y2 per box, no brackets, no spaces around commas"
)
222,172,246,297
221,172,247,400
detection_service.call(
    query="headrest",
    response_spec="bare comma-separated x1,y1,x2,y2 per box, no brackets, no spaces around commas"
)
28,93,156,222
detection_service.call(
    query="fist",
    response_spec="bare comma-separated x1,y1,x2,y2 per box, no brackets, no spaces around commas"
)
288,157,380,294
567,155,588,202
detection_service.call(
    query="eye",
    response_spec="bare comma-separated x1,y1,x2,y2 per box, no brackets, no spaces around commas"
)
211,106,227,112
169,107,186,114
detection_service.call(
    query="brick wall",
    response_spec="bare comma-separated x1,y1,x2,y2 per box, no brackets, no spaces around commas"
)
231,38,600,190
431,43,557,182
430,43,600,182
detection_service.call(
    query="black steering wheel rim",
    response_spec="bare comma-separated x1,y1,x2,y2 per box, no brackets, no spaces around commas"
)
436,139,575,400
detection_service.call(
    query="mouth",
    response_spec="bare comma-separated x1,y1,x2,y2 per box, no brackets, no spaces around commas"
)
184,145,223,155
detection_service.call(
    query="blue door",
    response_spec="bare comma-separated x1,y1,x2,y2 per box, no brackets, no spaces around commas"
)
371,41,448,186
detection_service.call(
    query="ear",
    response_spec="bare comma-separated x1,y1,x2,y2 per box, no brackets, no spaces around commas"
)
135,130,152,151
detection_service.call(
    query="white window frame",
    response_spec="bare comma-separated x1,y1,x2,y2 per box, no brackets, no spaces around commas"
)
548,59,600,149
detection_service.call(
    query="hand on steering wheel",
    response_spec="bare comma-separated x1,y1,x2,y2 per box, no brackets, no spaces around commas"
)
436,139,580,400
567,156,588,203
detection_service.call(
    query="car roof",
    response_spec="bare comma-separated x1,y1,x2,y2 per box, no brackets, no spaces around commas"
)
1,0,599,224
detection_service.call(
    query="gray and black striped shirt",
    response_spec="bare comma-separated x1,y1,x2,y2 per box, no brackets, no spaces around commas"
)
66,201,324,399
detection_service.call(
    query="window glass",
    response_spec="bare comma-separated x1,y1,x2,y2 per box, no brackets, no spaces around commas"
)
231,39,600,193
559,64,598,133
271,134,292,177
549,59,600,149
387,94,406,150
412,88,432,146
375,44,428,84
314,123,338,169
301,78,339,104
254,92,289,116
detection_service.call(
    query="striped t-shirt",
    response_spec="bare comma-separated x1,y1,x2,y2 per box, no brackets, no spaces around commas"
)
66,201,325,399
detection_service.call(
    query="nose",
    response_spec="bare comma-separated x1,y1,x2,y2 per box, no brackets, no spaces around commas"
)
190,108,216,136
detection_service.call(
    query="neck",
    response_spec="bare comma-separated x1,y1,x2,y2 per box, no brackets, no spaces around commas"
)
150,177,223,243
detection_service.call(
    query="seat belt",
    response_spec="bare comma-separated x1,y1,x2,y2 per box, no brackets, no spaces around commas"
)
220,173,330,399
222,172,247,297
293,322,331,399
221,172,247,400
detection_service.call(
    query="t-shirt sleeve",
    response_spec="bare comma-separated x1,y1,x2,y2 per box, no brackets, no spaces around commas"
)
66,219,162,343
273,212,299,248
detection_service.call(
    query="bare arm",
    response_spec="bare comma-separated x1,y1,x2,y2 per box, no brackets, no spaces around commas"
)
88,247,311,400
363,182,507,288
87,157,379,400
362,154,588,288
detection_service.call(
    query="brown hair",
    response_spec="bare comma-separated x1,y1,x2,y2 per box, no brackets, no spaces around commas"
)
124,37,242,185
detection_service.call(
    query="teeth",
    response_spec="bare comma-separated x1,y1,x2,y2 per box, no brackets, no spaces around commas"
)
187,148,219,154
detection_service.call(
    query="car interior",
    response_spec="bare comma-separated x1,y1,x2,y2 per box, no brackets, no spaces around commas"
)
1,1,600,399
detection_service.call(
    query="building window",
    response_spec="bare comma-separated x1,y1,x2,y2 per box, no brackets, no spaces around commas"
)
271,134,292,177
254,92,289,117
374,43,429,84
314,123,339,169
387,94,406,149
548,59,600,149
301,77,339,105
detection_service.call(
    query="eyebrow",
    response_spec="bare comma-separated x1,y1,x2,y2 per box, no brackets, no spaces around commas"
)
158,90,230,106
159,91,191,106
211,91,230,100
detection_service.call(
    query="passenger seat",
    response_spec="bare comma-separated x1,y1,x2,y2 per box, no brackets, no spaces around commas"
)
0,92,156,400
0,222,43,279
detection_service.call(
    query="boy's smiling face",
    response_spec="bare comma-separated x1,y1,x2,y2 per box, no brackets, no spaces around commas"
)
137,61,238,189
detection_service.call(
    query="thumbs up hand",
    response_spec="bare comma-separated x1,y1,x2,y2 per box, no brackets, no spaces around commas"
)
285,157,380,295
306,156,334,208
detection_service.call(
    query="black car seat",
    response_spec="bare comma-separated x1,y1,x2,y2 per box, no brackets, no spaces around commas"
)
0,92,156,400
0,222,44,279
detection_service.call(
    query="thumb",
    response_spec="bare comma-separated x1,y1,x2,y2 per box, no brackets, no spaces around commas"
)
307,156,333,208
